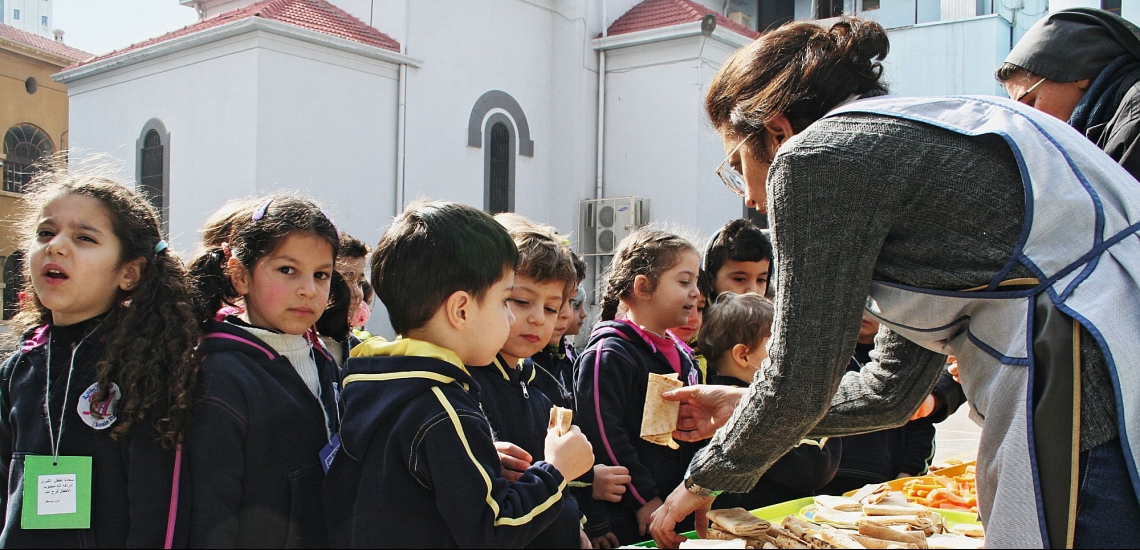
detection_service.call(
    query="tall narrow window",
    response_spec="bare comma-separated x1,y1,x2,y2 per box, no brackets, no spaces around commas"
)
816,0,843,18
137,119,170,236
3,124,53,194
140,130,164,215
488,123,510,214
2,252,24,321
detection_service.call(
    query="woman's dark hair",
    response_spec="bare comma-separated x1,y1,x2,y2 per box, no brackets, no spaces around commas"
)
361,280,374,304
994,63,1033,83
13,170,199,448
706,17,890,157
598,229,697,322
704,219,773,284
315,270,351,341
372,201,519,335
338,232,370,260
698,291,774,368
189,195,340,325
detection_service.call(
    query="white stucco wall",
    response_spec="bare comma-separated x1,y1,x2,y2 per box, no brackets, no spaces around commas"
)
64,33,263,257
602,35,749,240
882,14,1010,97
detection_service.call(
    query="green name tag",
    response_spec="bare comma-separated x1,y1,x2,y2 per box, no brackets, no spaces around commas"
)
20,456,92,529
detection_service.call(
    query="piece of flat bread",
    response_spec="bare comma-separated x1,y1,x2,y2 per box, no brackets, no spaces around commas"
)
641,372,683,449
707,508,772,538
948,524,984,538
926,534,984,549
680,539,747,549
815,495,863,512
548,406,573,436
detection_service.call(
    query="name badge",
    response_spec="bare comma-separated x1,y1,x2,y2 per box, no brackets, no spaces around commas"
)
21,456,92,529
320,433,341,474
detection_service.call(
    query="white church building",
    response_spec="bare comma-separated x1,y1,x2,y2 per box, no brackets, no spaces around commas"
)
50,0,1134,337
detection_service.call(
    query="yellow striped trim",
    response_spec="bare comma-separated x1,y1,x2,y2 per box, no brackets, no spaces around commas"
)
568,481,592,488
343,371,458,388
430,386,566,526
351,337,469,376
960,277,1041,292
492,356,513,381
1066,321,1082,549
796,437,829,449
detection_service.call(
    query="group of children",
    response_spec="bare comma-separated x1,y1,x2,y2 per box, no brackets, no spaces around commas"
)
0,170,938,549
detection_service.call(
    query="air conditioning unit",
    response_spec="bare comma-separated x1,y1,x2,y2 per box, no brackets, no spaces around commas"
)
578,197,649,256
727,11,753,29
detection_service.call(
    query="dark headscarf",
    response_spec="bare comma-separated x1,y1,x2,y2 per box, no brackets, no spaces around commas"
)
1004,8,1140,83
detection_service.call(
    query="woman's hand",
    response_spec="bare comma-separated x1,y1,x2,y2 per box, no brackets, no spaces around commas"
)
650,484,715,548
636,497,664,536
662,385,749,443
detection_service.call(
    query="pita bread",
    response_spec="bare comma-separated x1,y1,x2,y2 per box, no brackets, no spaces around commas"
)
707,508,772,538
814,495,863,512
640,372,683,449
548,406,573,436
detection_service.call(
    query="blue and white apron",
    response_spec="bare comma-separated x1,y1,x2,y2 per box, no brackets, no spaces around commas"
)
826,96,1140,548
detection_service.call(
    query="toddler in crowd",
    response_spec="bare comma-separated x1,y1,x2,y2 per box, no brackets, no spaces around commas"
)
698,292,842,510
574,229,703,547
324,201,593,548
186,195,342,547
0,172,198,547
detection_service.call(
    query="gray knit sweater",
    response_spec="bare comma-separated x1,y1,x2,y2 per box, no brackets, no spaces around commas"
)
689,114,1120,493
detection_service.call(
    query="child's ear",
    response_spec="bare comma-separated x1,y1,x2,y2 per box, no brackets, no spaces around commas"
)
632,274,653,300
731,343,752,369
228,256,252,296
444,290,473,330
118,257,147,292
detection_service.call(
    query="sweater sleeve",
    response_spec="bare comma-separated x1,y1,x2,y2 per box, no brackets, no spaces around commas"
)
423,390,565,549
574,344,659,508
186,363,249,548
686,131,943,493
896,418,937,477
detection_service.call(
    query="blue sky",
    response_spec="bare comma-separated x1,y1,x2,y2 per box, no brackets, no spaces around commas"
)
55,0,198,56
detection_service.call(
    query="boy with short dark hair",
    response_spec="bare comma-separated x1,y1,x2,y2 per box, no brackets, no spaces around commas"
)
704,219,773,299
324,201,594,548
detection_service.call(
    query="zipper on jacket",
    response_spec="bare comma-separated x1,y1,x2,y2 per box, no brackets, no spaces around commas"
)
520,380,530,399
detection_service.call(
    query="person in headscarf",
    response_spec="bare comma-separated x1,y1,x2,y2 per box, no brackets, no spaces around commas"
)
997,7,1140,180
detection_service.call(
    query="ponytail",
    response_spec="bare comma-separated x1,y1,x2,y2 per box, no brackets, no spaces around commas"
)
706,17,890,150
188,246,236,326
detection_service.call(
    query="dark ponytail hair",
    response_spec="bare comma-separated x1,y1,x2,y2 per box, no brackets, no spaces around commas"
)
706,17,889,156
13,170,199,449
189,195,339,325
598,229,697,322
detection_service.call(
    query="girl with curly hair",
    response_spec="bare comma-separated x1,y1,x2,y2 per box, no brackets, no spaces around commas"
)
0,169,199,548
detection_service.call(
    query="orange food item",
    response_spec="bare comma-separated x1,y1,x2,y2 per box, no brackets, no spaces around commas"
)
902,466,979,514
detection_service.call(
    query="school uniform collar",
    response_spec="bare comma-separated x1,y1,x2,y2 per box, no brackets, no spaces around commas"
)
350,337,468,375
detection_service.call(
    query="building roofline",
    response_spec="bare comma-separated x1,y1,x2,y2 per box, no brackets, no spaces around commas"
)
0,36,85,67
53,16,422,84
593,20,754,51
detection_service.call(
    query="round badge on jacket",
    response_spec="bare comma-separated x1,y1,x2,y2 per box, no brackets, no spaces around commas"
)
76,382,121,430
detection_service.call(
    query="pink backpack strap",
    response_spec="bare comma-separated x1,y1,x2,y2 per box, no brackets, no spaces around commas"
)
164,443,183,549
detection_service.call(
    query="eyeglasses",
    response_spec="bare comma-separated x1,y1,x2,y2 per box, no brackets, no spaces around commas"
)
716,140,748,198
1012,77,1046,105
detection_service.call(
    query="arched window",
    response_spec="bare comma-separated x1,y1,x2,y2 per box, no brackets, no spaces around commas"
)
2,252,24,321
468,91,532,215
2,124,53,194
137,119,170,236
488,123,511,214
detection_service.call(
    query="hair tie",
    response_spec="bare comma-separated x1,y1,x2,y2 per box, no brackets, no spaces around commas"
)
221,242,232,258
253,198,273,221
154,240,169,255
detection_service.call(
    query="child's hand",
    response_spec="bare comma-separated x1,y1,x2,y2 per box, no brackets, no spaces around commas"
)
592,464,631,503
544,425,593,481
636,497,664,536
909,394,936,421
495,441,532,482
591,532,620,549
579,528,592,549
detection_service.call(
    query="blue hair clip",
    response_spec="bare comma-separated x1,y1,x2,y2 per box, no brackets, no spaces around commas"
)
154,240,169,254
253,198,273,221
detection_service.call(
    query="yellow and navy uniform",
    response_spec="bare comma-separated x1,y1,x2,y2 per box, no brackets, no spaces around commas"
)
325,339,567,548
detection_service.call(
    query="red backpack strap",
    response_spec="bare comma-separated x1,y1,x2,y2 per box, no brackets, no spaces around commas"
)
164,442,183,549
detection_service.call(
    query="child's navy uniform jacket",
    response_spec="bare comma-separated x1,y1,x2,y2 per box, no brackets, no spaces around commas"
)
573,320,700,543
706,374,842,510
529,339,576,410
186,319,339,548
470,356,583,549
324,339,566,548
0,321,189,548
